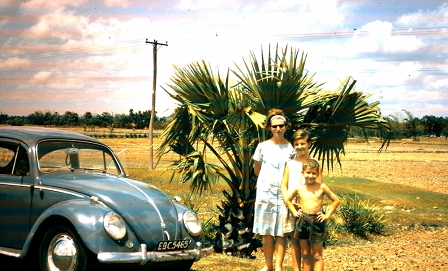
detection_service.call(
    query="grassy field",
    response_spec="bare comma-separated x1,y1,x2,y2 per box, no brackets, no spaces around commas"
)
72,127,447,228
60,128,448,270
91,134,448,229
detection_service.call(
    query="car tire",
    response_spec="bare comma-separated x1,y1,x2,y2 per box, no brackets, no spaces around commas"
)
39,225,88,271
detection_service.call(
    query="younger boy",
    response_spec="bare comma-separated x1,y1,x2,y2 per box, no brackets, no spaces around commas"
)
285,158,340,271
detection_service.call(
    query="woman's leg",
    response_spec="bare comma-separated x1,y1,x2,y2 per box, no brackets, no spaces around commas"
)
275,236,287,271
260,235,275,271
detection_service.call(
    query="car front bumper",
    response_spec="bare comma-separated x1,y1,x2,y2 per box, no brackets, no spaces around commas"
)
97,241,214,265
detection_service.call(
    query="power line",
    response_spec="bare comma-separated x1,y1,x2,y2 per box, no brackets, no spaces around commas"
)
0,39,142,61
274,26,448,40
1,27,448,61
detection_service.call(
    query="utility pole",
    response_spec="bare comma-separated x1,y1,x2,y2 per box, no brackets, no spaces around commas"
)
145,39,168,170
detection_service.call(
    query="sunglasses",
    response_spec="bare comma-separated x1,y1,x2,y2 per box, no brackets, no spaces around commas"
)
271,124,285,129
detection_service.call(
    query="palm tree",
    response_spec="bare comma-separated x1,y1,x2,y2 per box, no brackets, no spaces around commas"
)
156,44,390,257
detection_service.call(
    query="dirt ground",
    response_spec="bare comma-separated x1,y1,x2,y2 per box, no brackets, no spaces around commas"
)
79,136,448,271
328,138,448,194
313,138,448,271
322,227,448,271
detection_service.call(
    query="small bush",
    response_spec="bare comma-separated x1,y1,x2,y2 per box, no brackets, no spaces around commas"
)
338,194,388,236
322,209,343,246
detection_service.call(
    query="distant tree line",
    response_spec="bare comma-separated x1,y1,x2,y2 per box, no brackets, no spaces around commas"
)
0,109,169,130
350,110,448,140
0,109,447,139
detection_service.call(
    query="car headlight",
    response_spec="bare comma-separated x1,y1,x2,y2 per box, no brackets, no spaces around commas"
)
183,211,202,236
104,212,127,240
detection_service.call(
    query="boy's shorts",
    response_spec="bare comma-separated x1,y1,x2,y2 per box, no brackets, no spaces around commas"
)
294,211,325,243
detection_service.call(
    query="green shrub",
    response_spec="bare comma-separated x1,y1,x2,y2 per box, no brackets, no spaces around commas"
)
322,209,343,246
338,194,388,236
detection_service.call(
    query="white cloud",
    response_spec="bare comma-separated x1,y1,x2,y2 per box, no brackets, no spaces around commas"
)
345,20,424,54
22,0,88,9
1,0,448,118
397,2,448,27
178,0,242,10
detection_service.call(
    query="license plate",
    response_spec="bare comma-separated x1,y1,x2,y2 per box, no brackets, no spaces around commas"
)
156,239,191,251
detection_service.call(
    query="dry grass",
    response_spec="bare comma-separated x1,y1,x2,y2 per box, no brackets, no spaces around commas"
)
61,128,448,271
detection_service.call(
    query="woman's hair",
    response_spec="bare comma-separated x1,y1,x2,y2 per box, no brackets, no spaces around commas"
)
290,129,311,144
264,108,290,129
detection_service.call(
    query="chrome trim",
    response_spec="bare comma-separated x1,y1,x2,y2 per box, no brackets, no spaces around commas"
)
164,230,170,240
0,183,84,199
97,242,214,265
0,247,21,258
0,182,33,188
34,186,85,198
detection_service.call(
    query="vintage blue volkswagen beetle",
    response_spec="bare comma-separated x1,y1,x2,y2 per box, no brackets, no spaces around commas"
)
0,126,212,271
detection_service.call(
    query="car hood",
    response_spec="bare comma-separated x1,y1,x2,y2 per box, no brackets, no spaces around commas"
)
39,172,182,245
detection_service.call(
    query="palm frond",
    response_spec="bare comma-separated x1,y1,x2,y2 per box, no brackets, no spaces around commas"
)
302,77,390,171
233,44,323,116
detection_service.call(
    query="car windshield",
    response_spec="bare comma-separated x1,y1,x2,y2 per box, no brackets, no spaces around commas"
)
37,140,122,175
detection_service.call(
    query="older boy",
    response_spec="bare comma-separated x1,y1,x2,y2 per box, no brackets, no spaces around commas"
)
285,159,340,271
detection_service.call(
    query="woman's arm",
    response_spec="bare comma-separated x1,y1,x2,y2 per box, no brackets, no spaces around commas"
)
253,160,261,176
281,163,290,201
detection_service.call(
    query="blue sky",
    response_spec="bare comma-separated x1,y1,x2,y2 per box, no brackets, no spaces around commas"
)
1,0,448,118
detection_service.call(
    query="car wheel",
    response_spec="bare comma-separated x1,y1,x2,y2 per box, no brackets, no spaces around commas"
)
39,225,88,271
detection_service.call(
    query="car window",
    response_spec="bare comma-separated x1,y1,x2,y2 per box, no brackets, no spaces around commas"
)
0,143,29,176
0,146,15,174
37,141,120,175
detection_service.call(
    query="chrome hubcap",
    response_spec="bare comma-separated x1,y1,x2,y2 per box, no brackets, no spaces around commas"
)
47,233,77,271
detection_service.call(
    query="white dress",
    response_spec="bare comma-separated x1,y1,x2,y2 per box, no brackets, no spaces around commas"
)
252,140,295,237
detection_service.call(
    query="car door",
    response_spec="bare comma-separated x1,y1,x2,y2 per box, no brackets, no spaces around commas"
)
0,141,32,249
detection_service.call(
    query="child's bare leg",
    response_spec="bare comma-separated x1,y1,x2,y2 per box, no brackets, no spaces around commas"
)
290,236,301,271
275,236,287,271
260,235,274,271
310,241,324,271
299,239,312,271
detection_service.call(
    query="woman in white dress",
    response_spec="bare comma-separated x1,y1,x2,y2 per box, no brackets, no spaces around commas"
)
253,109,295,271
